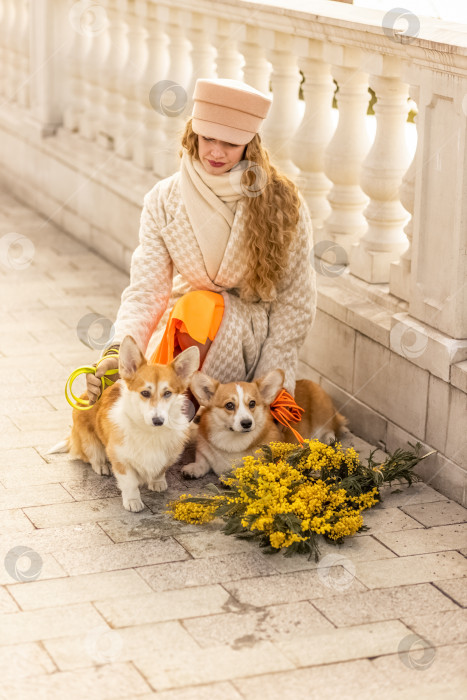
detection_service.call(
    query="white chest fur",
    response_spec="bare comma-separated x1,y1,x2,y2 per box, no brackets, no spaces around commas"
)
108,398,188,483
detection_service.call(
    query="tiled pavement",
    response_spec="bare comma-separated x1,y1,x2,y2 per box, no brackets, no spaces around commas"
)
0,189,466,700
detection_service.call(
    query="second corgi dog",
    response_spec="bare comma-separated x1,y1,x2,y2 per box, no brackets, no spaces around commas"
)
49,336,200,512
182,371,347,479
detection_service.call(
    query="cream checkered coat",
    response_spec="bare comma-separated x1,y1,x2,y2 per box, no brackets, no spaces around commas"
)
109,172,317,395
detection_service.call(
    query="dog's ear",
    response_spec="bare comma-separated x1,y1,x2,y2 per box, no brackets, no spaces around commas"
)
171,346,200,381
190,371,219,406
119,335,145,378
255,369,285,404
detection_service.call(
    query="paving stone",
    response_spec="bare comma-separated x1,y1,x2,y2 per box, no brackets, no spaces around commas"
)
0,509,35,534
61,475,123,501
97,513,201,543
0,586,19,613
138,551,277,592
0,642,56,679
9,411,71,432
0,354,66,381
277,619,412,667
23,497,129,527
0,447,48,468
132,683,243,700
401,608,467,646
375,524,467,555
433,578,467,607
133,641,294,691
7,569,152,610
95,585,232,627
0,522,112,555
370,644,467,696
377,483,449,508
401,500,467,527
0,429,68,451
223,568,366,608
0,396,56,415
354,551,467,589
42,393,70,411
355,506,423,536
182,601,334,649
269,535,395,574
52,537,189,575
0,551,66,586
0,483,74,510
0,415,19,433
311,583,458,627
0,662,151,700
0,603,105,645
174,528,272,559
233,659,385,700
0,460,88,488
44,620,199,670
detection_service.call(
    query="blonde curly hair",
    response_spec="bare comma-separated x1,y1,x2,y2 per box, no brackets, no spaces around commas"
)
179,118,301,302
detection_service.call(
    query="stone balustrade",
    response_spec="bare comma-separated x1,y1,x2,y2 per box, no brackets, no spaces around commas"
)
0,0,466,503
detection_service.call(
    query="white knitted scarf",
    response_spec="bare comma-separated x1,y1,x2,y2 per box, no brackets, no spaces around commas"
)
179,151,245,281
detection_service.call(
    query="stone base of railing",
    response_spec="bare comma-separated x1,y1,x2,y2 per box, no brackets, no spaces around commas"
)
1,103,465,506
299,277,467,507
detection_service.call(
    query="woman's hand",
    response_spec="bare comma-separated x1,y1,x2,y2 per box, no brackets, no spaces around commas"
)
86,355,120,405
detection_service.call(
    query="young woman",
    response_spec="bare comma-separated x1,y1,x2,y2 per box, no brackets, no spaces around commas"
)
86,78,316,404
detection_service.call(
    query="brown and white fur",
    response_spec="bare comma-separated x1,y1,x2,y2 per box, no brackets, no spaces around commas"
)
282,379,348,446
182,370,348,479
48,336,200,512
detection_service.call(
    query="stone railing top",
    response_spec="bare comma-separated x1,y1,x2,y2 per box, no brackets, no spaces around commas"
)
158,0,467,65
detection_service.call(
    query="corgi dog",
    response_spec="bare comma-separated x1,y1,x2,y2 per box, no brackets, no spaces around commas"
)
182,370,347,479
48,336,200,512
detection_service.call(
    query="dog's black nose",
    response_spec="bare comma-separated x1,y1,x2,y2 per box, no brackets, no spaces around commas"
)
240,419,252,430
152,416,164,426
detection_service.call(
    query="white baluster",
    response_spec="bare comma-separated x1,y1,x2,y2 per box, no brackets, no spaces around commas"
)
132,2,169,171
406,73,467,339
350,58,411,283
16,0,29,108
291,38,335,229
321,47,371,264
214,19,244,80
3,0,17,102
183,11,217,119
96,0,129,150
260,30,301,176
390,85,419,301
239,26,271,96
63,0,91,132
114,0,147,160
153,5,191,177
78,2,110,141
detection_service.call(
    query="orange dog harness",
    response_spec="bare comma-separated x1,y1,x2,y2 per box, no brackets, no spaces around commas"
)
270,389,306,444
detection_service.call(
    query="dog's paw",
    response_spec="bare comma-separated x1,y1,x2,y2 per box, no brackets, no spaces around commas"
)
91,462,111,477
123,497,145,512
321,431,336,445
182,462,208,479
147,476,168,492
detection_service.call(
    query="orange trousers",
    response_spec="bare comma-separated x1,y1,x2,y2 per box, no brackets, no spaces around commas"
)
149,290,224,366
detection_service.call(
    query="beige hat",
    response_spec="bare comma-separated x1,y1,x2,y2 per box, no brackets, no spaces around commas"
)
191,78,272,145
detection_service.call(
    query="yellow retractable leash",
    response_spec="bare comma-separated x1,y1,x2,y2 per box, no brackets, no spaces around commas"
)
65,350,119,411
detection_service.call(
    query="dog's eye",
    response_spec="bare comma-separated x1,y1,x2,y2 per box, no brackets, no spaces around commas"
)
163,390,172,398
141,390,150,398
249,400,256,409
225,402,235,411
